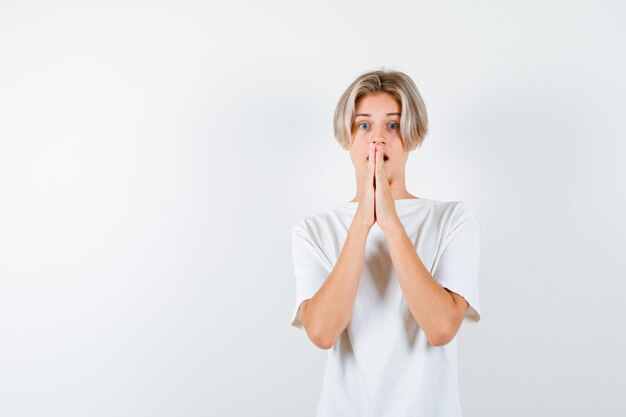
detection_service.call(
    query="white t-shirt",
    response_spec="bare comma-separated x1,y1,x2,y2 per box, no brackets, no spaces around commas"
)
290,197,481,417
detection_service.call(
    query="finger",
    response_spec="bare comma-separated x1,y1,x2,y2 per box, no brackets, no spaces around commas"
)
369,143,375,177
369,143,376,188
375,145,386,179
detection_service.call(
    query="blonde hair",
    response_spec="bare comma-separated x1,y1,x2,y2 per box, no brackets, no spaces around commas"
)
333,69,428,151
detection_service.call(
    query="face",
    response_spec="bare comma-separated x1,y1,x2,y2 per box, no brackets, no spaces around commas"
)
348,92,408,181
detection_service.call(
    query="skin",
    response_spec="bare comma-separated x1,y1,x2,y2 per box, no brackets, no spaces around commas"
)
348,91,418,231
301,92,470,348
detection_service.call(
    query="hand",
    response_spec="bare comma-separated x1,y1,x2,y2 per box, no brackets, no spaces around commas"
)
374,144,401,232
352,143,376,230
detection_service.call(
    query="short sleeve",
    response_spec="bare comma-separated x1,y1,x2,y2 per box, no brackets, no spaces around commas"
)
433,210,482,323
289,223,333,330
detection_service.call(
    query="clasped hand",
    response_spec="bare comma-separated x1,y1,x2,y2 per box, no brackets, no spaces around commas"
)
353,143,401,233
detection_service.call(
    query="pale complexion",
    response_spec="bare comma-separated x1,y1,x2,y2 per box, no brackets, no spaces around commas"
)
300,92,470,348
350,92,470,345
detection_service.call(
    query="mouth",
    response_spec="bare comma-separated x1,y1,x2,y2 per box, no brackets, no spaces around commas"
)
367,154,389,161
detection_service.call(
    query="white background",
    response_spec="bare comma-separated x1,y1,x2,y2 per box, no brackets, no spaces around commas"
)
1,1,625,416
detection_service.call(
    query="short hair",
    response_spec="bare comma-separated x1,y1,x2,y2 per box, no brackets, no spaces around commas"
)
333,69,428,151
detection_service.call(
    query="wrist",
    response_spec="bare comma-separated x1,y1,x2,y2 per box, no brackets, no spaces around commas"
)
349,221,371,235
382,219,404,236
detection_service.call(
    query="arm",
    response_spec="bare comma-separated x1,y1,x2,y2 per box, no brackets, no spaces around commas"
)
301,222,370,350
384,222,469,346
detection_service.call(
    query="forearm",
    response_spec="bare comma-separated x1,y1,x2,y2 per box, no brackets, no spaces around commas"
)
384,222,456,346
305,222,369,348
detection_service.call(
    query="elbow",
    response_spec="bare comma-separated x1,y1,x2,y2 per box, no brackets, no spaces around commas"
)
428,325,454,347
310,330,336,350
429,333,451,347
302,302,336,350
315,338,335,350
429,310,464,346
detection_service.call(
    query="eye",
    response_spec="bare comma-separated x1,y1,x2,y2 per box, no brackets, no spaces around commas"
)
358,122,369,129
388,122,399,129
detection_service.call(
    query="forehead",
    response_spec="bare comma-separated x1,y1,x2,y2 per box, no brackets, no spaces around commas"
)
354,92,400,114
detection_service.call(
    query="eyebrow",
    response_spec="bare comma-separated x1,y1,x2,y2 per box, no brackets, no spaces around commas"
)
354,112,401,117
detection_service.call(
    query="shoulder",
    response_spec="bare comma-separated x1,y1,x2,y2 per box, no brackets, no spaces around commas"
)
418,199,481,244
436,201,481,249
427,199,480,226
291,205,344,238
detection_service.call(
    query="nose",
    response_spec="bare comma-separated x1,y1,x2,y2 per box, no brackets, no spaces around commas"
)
370,125,387,147
371,137,386,147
